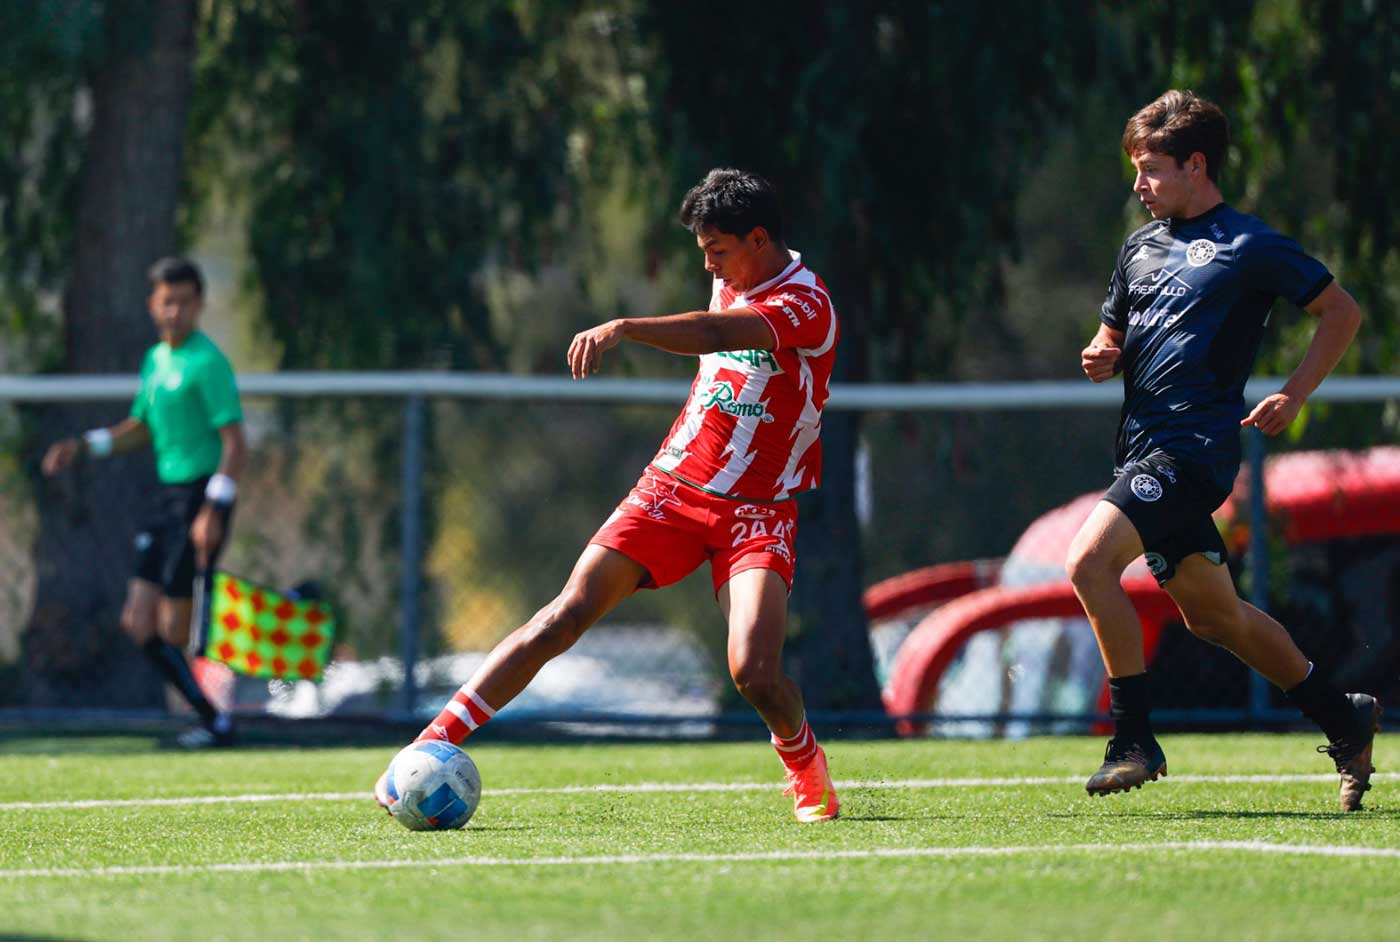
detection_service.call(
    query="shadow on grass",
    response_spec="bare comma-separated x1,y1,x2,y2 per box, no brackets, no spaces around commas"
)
0,933,92,941
838,813,957,823
1050,808,1400,821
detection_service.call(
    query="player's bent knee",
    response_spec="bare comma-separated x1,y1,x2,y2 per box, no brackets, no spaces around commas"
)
730,661,782,704
119,607,155,644
1066,549,1114,593
522,599,589,657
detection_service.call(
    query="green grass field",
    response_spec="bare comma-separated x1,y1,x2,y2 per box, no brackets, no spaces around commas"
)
2,733,1397,941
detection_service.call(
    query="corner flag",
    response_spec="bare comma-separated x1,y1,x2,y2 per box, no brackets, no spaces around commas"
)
205,572,336,680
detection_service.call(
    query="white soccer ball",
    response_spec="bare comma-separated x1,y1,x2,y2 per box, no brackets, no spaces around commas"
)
384,740,482,831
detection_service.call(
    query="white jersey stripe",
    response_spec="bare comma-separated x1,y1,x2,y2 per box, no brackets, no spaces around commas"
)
651,249,837,501
796,310,838,358
703,372,774,494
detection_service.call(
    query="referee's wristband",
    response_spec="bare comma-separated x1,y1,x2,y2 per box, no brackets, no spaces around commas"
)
204,473,237,506
82,428,113,459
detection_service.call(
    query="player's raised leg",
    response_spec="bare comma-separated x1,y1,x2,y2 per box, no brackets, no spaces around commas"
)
375,544,646,807
1164,555,1381,811
1066,501,1167,795
720,568,837,823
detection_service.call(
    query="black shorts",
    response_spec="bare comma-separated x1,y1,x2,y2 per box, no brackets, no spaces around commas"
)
1103,452,1229,586
132,477,233,599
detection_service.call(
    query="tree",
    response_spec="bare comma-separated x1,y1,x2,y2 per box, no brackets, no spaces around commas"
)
21,0,199,705
633,1,1100,712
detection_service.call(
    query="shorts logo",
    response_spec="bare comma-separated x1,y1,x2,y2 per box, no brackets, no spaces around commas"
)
1145,552,1169,577
734,504,777,520
1130,474,1164,502
134,532,154,551
764,539,793,563
1186,239,1217,267
626,477,682,520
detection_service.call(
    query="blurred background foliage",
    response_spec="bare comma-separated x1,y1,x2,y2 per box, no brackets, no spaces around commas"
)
1,0,1395,707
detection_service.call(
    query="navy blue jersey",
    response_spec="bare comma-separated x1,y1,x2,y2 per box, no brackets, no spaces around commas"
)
1100,203,1332,493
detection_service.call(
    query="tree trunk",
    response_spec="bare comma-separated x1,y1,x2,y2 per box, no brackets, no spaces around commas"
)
787,251,885,720
22,0,197,707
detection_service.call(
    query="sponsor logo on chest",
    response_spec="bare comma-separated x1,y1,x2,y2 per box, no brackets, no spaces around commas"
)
699,380,775,423
1128,268,1191,299
702,348,783,374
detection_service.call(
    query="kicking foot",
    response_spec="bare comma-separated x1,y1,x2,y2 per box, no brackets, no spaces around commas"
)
373,768,394,812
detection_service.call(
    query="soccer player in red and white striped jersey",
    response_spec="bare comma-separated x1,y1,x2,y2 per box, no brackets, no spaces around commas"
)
375,169,839,822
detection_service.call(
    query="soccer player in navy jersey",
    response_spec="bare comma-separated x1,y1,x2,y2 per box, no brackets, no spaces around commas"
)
1069,90,1374,809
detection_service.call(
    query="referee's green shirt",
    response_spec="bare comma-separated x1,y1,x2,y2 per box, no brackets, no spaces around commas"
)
130,331,242,484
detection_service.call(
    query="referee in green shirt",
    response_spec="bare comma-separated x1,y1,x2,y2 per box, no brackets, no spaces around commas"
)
43,257,247,747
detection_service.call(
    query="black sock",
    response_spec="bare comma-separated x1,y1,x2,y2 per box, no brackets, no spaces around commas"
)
1284,664,1355,743
1109,672,1154,741
142,638,217,726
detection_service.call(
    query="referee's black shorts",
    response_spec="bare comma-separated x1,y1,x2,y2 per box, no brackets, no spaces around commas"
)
132,477,234,599
1102,452,1229,587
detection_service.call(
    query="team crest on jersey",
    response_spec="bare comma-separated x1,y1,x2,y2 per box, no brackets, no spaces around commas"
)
1186,239,1217,267
700,381,775,423
1131,474,1164,502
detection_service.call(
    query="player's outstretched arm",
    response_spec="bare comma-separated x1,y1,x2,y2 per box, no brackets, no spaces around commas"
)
1081,323,1125,383
41,417,151,476
567,308,775,379
1242,282,1362,436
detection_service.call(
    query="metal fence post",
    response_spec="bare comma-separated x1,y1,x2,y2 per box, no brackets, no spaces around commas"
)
398,393,426,718
1246,427,1271,721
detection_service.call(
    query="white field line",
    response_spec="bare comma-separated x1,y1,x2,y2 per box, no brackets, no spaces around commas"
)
4,841,1400,879
1,772,1395,812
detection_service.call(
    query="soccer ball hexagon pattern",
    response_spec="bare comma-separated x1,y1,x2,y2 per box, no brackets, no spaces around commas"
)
384,740,482,831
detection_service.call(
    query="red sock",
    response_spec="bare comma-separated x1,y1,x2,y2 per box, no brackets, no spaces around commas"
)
417,688,496,744
771,716,819,771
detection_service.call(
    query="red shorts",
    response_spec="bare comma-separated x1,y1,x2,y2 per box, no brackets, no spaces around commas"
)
590,466,798,594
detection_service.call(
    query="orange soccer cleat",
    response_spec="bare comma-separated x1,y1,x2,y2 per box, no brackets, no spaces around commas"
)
782,745,839,823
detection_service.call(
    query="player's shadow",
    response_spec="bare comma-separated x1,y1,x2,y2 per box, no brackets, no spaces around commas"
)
837,812,957,823
1056,808,1400,821
0,933,92,942
1182,808,1400,821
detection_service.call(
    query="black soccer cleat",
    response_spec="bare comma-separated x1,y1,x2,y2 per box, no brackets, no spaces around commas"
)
1320,693,1381,812
1086,735,1168,796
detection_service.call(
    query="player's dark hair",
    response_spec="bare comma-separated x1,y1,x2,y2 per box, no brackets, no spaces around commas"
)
1122,90,1230,182
678,168,784,243
147,256,204,296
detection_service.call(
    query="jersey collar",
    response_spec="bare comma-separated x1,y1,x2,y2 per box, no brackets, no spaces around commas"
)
1169,202,1227,230
738,250,803,299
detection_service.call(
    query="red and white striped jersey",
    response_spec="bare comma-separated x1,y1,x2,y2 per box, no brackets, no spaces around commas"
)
651,251,838,501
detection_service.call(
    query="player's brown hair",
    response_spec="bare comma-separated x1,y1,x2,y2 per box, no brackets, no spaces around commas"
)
1122,90,1230,181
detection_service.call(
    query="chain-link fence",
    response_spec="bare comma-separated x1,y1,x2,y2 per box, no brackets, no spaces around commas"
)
2,375,1397,735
